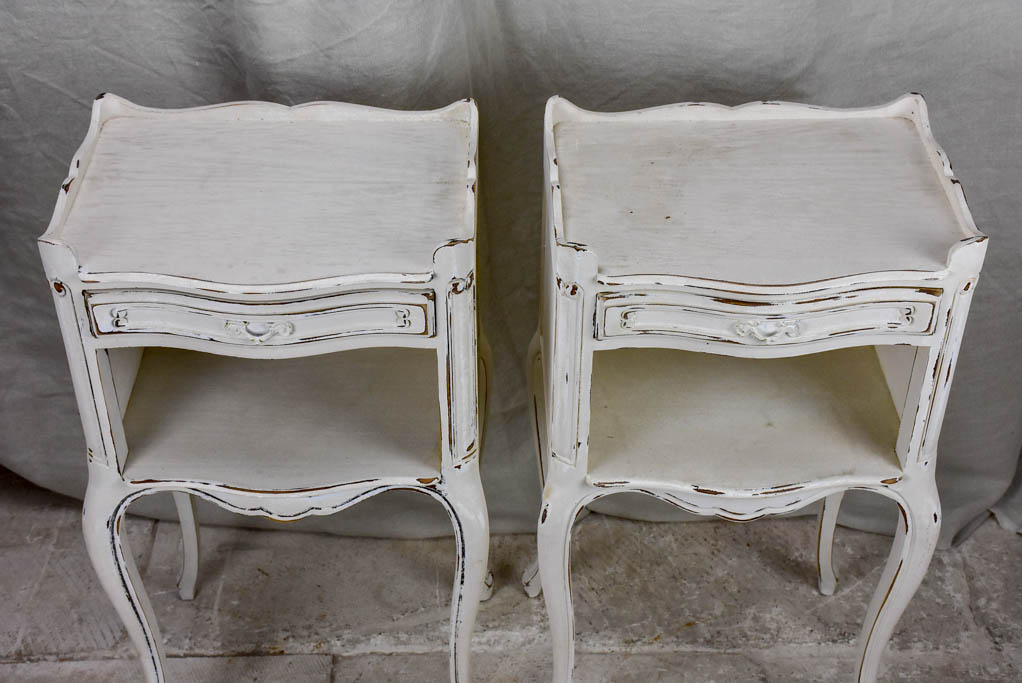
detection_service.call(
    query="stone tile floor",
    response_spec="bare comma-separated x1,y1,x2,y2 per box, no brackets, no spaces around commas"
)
0,466,1018,682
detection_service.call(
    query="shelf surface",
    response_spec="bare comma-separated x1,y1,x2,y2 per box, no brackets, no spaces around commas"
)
587,346,902,491
121,347,442,490
555,116,967,284
61,115,471,284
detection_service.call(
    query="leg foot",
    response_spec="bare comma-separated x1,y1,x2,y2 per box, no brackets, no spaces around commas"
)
855,486,940,683
816,491,844,596
521,557,542,598
83,478,165,683
481,570,494,602
172,491,200,601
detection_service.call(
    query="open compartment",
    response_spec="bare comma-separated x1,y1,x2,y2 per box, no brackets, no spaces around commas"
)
105,346,442,490
585,345,915,491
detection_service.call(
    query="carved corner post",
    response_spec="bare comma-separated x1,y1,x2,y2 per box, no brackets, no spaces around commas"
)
888,238,986,477
545,246,598,479
433,240,480,470
38,240,122,473
917,239,987,465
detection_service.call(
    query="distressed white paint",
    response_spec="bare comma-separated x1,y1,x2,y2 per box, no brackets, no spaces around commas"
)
816,491,845,597
58,100,472,285
87,288,435,350
553,100,970,285
39,95,488,683
528,94,986,683
598,286,939,348
585,347,903,490
170,491,199,601
121,347,444,488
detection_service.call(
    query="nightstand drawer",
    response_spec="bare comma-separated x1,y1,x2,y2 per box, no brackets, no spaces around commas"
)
598,287,939,346
87,289,434,346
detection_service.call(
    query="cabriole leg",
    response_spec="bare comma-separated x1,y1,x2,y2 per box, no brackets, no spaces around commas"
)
442,467,490,683
172,491,200,601
523,506,589,599
522,334,546,599
816,491,844,596
537,494,585,683
855,484,940,683
82,476,165,683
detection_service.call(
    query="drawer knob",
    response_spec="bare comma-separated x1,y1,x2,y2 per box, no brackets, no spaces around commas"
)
224,319,295,344
734,319,803,344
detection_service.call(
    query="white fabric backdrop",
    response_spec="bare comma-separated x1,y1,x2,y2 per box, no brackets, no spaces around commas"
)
2,1,1020,547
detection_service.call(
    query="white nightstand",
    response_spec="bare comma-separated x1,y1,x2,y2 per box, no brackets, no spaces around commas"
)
39,94,489,683
526,94,986,682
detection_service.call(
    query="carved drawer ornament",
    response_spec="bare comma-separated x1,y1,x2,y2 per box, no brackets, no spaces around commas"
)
619,309,638,329
223,319,295,344
733,318,803,344
598,292,938,345
86,289,435,348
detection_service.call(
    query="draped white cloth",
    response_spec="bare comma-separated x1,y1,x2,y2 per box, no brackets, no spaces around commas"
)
2,0,1020,546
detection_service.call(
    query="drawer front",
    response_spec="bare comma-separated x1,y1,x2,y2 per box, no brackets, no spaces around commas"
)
87,289,434,346
598,288,939,346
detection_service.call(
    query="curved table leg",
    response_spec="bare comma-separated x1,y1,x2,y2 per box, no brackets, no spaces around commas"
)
537,494,588,683
83,477,165,683
522,507,589,599
443,468,490,683
816,491,844,596
172,491,200,601
855,484,940,683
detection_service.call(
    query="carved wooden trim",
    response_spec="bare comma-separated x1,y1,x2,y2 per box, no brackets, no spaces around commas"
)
733,319,803,343
582,478,908,525
45,280,112,468
445,271,479,464
86,288,434,349
549,278,585,466
597,287,939,349
223,320,295,344
919,278,978,458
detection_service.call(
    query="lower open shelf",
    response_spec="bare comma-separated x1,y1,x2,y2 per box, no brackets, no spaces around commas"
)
121,347,442,491
587,346,903,491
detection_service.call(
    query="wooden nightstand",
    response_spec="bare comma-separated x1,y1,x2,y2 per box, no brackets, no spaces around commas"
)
39,94,489,683
526,94,986,682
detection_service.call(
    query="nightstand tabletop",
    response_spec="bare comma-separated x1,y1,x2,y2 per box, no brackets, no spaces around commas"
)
57,102,473,285
554,113,969,284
